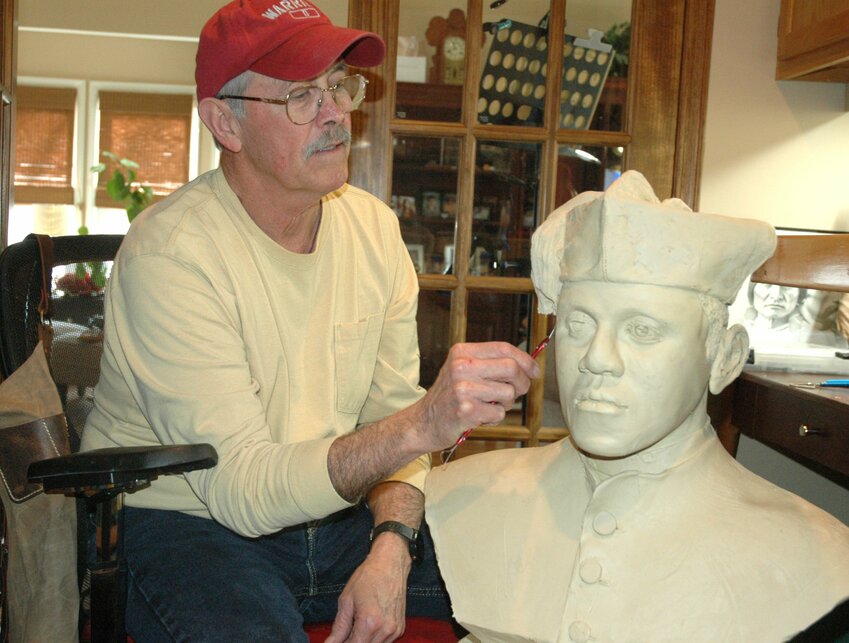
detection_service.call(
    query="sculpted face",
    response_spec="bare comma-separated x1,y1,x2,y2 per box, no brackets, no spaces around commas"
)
556,282,711,458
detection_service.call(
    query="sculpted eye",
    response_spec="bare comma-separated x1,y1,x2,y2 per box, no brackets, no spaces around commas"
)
626,318,662,343
564,311,596,339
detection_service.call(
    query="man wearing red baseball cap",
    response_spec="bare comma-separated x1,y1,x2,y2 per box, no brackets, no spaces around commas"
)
80,1,539,641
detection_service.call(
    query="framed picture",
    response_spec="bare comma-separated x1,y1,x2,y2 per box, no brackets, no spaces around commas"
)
396,195,417,219
472,204,491,221
421,191,441,218
728,228,849,373
405,243,425,273
441,193,457,219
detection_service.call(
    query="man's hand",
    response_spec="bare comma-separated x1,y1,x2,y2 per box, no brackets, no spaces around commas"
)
418,341,540,450
324,533,412,643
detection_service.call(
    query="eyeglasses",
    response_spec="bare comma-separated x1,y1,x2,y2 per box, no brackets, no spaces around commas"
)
218,74,368,125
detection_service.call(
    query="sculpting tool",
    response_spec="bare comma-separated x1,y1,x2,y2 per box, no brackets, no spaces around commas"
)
441,327,555,463
789,379,849,389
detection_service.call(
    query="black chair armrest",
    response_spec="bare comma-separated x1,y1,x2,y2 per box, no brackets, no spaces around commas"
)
28,444,217,492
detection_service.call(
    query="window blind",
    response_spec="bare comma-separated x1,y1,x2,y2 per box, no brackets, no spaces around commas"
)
95,91,193,207
13,86,76,205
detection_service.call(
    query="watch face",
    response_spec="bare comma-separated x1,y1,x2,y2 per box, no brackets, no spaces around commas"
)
443,36,466,61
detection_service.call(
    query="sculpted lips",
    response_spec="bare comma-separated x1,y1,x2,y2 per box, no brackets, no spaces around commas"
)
574,390,628,414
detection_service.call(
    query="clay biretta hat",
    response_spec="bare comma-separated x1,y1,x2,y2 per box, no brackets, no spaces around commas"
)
530,170,777,314
196,0,386,100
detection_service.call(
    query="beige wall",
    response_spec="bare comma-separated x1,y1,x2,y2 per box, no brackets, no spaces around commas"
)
701,0,849,524
701,0,849,232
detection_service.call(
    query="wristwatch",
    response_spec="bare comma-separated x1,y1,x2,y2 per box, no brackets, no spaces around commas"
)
369,520,423,564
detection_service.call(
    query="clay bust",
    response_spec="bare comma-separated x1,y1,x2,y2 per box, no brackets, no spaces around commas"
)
425,171,849,642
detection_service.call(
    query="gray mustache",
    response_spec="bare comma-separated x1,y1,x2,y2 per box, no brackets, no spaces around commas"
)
304,127,352,159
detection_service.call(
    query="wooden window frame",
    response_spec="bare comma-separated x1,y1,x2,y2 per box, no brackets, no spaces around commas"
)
348,0,715,448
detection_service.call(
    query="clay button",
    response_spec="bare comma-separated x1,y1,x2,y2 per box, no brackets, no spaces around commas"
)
568,620,592,642
592,511,617,535
579,558,603,584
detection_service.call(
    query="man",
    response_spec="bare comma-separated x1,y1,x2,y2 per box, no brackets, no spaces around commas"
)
425,171,849,642
80,1,539,640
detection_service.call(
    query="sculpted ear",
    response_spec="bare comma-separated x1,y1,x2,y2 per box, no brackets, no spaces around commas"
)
198,97,242,153
709,324,749,395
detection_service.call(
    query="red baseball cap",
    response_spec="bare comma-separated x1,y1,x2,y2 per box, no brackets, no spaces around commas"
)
196,0,386,100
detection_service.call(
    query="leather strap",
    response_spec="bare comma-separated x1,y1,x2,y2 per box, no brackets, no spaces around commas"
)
0,414,69,503
32,234,55,360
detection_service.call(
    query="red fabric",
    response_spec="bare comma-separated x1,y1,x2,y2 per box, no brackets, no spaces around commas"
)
305,617,459,642
195,0,385,99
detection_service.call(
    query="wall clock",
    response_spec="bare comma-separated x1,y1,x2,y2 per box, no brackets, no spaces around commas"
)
426,9,467,85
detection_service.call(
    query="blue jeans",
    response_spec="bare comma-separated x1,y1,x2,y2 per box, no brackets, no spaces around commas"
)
123,504,454,642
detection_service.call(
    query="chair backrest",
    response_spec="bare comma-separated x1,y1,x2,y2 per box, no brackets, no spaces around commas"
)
750,233,849,292
0,234,123,442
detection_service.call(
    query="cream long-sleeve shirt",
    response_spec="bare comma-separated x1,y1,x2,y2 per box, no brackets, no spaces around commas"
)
82,169,428,537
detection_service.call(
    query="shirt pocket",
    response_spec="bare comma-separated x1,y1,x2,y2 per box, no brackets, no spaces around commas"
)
335,313,384,414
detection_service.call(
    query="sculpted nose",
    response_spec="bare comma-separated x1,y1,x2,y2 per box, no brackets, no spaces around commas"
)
578,328,624,377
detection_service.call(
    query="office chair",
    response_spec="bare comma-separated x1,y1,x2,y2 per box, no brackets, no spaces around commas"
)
0,234,217,643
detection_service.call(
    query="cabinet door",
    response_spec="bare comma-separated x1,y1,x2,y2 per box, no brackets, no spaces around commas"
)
349,0,714,454
776,0,849,81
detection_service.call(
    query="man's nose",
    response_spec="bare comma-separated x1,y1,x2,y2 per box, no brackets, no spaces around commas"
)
578,327,624,377
316,88,345,124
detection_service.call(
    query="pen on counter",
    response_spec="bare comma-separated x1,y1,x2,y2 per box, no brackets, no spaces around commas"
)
441,327,556,464
790,379,849,389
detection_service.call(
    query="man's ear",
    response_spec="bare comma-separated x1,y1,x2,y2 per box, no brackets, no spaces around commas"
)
709,324,749,395
198,97,242,153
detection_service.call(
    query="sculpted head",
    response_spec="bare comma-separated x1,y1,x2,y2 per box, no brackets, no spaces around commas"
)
531,172,776,458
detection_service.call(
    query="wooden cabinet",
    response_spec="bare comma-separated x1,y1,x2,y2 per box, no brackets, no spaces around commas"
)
0,0,16,248
776,0,849,81
348,0,716,450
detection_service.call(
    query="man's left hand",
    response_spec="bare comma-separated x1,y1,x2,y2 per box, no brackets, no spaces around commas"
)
324,534,412,643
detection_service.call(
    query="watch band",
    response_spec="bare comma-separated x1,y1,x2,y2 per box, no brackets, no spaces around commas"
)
369,520,423,564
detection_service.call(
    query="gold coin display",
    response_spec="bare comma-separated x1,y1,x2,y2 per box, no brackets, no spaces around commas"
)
477,20,614,127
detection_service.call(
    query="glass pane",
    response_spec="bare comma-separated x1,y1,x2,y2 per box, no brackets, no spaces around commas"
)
396,3,466,122
392,135,460,275
555,143,623,206
417,290,452,389
467,291,534,424
562,0,632,131
478,1,552,127
471,140,540,277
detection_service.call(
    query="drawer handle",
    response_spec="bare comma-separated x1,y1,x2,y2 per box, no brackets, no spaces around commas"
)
798,424,825,437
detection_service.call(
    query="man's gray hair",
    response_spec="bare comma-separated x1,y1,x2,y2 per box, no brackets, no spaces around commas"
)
218,70,255,119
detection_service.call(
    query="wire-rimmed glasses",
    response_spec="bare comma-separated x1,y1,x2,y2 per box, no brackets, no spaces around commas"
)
218,74,368,125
